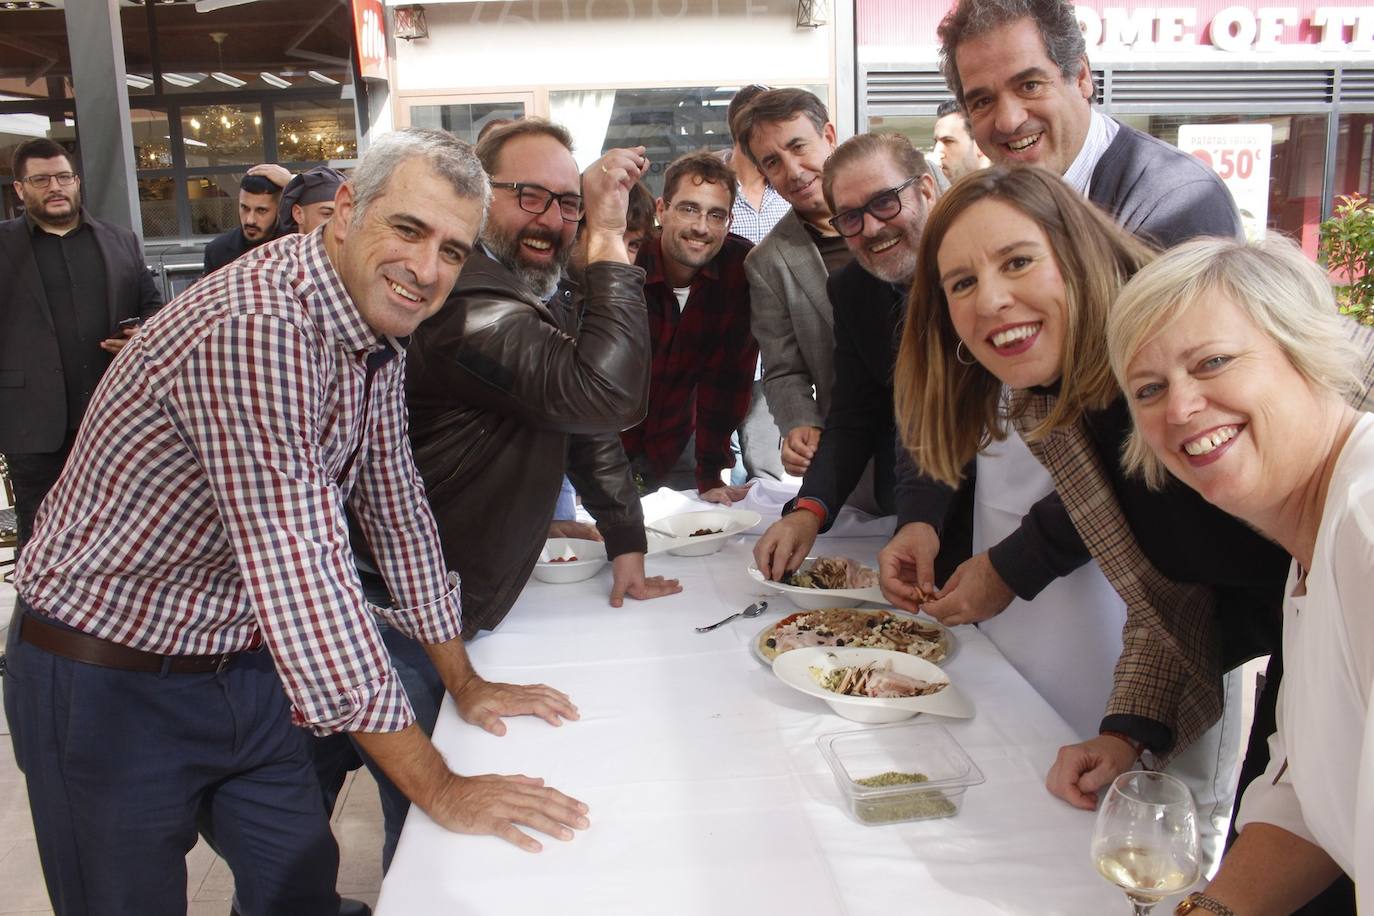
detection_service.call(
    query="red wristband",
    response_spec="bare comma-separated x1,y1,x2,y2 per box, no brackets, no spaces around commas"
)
793,498,826,524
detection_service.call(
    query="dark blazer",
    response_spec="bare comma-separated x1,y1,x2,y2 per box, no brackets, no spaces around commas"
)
0,213,162,454
791,261,901,524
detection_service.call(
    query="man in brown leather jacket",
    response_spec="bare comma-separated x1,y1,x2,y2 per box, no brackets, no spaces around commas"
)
405,119,680,637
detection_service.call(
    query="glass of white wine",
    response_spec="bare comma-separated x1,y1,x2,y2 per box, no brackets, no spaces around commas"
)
1091,771,1201,915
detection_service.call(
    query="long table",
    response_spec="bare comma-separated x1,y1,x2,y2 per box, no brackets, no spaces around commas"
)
377,533,1125,915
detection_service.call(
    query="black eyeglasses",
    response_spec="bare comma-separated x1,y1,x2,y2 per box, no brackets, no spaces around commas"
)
19,171,78,189
827,177,918,238
491,181,584,223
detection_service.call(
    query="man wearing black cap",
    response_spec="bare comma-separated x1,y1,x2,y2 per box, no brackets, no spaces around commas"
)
201,163,290,276
279,166,347,235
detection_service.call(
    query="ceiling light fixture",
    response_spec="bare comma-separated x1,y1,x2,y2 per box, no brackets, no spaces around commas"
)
125,74,154,89
308,71,339,85
211,72,247,87
259,72,291,89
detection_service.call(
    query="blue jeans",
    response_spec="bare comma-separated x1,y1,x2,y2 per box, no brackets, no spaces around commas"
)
5,603,339,916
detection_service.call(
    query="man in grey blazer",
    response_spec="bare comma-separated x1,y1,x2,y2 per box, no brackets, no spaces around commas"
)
738,90,879,503
0,138,162,545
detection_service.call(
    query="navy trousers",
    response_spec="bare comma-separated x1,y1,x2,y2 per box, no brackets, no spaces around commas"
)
5,604,340,916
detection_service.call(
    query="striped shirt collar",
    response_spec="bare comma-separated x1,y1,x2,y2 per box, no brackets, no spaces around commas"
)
1061,109,1120,197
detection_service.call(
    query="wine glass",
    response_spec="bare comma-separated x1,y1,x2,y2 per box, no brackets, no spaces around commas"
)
1091,771,1201,915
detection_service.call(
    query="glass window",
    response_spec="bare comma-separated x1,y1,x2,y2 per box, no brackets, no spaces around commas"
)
138,177,179,239
552,85,827,195
274,98,358,164
409,102,525,145
180,104,263,168
1121,113,1328,257
1335,113,1374,204
187,174,241,236
131,109,172,170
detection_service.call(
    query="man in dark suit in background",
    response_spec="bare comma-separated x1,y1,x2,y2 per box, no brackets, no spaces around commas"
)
0,138,161,545
201,164,290,276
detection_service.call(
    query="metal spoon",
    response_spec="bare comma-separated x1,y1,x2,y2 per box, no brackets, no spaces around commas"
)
695,600,768,633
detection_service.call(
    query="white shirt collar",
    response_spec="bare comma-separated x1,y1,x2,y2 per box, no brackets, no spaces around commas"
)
1061,109,1120,197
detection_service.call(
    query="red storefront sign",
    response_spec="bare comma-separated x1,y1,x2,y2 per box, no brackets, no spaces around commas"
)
857,0,1374,50
353,0,388,80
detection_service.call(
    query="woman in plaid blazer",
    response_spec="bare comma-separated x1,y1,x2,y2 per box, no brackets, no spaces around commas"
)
891,167,1365,824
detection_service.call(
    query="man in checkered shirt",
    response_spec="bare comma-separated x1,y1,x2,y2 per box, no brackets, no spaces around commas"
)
4,128,588,916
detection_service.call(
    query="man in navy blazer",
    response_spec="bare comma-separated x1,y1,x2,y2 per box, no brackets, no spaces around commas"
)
0,138,162,545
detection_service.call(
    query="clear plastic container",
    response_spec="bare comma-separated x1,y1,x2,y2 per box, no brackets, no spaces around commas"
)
817,722,985,826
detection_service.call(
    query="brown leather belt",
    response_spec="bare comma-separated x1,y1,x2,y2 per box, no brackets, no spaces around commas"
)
18,610,243,674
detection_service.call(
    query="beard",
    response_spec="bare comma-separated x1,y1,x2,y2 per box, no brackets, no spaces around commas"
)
662,230,720,272
482,222,570,300
26,188,80,226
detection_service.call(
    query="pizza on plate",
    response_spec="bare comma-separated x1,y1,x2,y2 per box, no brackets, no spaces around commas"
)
758,608,948,663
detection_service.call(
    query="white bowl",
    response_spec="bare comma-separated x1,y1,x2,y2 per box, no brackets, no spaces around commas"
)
531,537,608,584
747,560,886,610
772,647,973,723
647,509,761,557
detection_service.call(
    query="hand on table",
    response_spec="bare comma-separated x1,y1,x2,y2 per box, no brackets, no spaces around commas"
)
699,482,752,506
1046,734,1139,810
454,675,580,736
609,552,681,607
920,551,1015,626
429,771,590,853
878,522,940,612
754,510,822,581
781,425,821,476
549,519,602,541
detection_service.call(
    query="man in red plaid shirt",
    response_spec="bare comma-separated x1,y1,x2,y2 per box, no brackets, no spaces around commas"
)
621,151,758,504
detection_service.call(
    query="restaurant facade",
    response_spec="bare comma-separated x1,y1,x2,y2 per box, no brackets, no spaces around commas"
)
856,0,1374,253
2,0,1371,260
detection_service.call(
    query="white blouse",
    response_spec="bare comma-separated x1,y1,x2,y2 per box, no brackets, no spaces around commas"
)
1234,412,1374,907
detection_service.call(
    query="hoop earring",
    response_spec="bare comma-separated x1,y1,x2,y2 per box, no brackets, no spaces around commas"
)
955,340,977,367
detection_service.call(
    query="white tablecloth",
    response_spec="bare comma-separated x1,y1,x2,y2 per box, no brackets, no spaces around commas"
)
377,523,1125,915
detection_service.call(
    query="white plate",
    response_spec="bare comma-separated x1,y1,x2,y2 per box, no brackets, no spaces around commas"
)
532,538,608,584
747,560,886,610
773,647,973,723
644,508,761,557
749,607,955,668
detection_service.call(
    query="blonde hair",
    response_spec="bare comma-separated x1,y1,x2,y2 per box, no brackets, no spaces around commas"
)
893,166,1154,487
1107,234,1364,489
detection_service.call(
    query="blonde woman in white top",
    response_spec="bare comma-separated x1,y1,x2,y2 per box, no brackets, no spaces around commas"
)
1108,234,1373,916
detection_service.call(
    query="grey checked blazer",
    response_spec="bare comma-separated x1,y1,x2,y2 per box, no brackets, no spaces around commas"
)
744,210,835,434
1011,319,1374,763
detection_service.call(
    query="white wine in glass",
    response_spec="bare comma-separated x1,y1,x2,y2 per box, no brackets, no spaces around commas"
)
1091,771,1201,915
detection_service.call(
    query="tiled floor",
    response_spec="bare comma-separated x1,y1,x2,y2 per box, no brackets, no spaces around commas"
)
0,581,385,915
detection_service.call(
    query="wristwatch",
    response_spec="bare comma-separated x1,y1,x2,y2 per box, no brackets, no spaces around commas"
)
1174,892,1237,916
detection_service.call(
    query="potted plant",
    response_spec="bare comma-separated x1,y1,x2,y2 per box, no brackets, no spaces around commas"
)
1320,193,1374,325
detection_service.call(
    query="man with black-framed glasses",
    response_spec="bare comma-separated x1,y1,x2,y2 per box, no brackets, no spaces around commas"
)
402,118,679,639
621,150,757,503
0,137,161,548
753,133,942,581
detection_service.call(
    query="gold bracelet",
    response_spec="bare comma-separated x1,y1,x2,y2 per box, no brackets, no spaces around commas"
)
1174,892,1237,916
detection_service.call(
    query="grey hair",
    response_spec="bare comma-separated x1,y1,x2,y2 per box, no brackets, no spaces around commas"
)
938,0,1089,106
1107,234,1365,489
348,127,491,231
